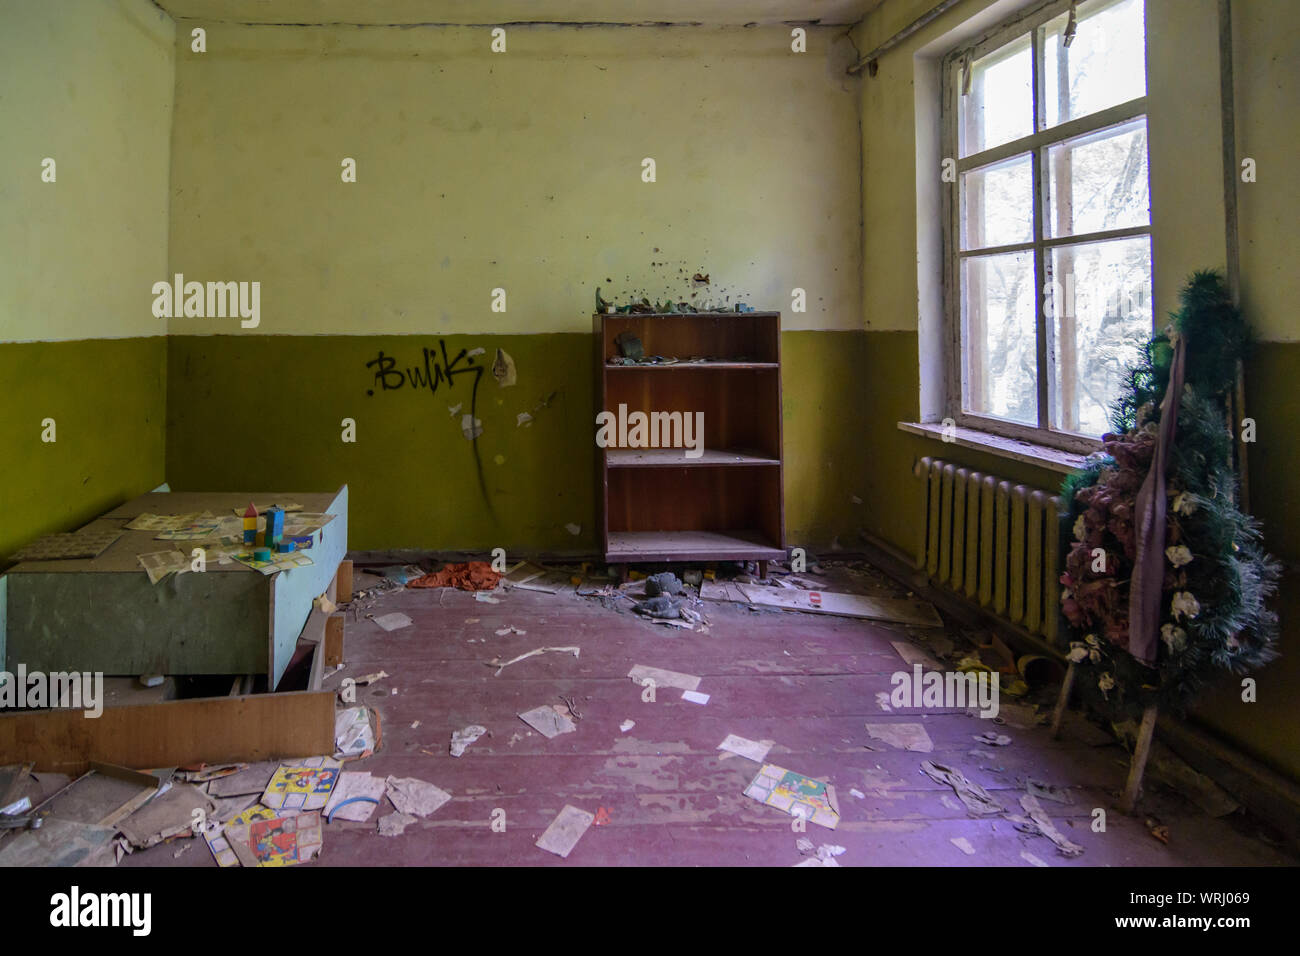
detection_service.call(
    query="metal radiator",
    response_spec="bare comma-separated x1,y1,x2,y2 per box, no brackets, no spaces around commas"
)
912,457,1064,641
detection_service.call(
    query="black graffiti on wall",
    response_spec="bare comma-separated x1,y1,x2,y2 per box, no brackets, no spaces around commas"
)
364,341,491,509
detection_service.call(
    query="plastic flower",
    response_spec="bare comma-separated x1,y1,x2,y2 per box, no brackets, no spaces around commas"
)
1067,643,1089,663
1172,492,1198,516
1165,545,1193,568
1161,623,1187,653
1073,515,1087,541
1171,591,1201,621
1098,673,1116,698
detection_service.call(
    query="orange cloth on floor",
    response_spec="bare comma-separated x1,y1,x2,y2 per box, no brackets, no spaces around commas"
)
407,561,502,591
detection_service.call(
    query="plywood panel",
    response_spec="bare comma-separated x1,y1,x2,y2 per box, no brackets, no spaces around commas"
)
0,690,335,775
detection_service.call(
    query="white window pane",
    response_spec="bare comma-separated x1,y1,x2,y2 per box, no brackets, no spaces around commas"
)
1049,236,1152,436
1042,0,1146,128
1046,117,1150,237
962,250,1037,426
958,34,1033,157
962,153,1033,249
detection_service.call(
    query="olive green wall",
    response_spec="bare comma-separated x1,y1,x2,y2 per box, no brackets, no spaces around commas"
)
0,339,168,560
0,0,174,561
854,0,1300,780
166,330,870,552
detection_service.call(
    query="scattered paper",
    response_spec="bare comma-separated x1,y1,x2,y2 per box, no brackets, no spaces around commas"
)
974,731,1012,747
744,765,839,830
373,612,413,632
1021,850,1049,868
535,805,594,858
323,772,386,823
378,812,417,837
620,720,635,733
718,734,773,763
627,664,700,692
490,645,580,677
335,707,375,757
565,523,581,536
874,692,893,712
849,788,866,800
461,414,483,440
865,722,934,753
519,705,577,739
450,724,487,757
475,592,501,604
127,512,210,531
385,776,452,817
12,529,124,561
919,761,1004,816
233,550,314,575
950,837,977,856
206,804,278,867
224,811,323,867
681,690,710,705
1010,794,1084,858
890,640,943,669
261,758,341,812
495,626,527,636
138,549,190,584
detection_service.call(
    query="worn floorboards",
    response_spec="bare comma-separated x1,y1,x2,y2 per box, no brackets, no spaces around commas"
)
124,580,1295,866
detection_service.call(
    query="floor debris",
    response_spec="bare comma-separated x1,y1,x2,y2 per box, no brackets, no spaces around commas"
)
1021,850,1050,867
408,560,503,591
1009,793,1085,858
335,706,376,757
712,584,942,627
681,690,710,705
490,645,580,676
378,812,417,837
627,664,700,692
323,772,386,823
865,722,934,753
920,761,1004,816
450,724,488,757
744,764,839,829
117,784,214,849
974,731,1013,747
950,836,977,856
518,705,578,739
536,804,594,858
262,759,341,812
717,734,773,763
620,720,635,733
372,612,413,632
385,776,452,817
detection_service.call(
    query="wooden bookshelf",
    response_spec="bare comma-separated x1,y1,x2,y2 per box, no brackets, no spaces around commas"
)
594,312,786,574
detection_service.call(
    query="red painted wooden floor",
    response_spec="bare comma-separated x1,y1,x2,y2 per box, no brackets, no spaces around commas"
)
126,572,1295,867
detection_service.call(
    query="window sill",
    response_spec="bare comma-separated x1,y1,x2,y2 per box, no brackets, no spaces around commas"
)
897,421,1090,475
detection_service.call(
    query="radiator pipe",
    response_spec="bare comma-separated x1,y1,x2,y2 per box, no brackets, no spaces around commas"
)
847,0,965,75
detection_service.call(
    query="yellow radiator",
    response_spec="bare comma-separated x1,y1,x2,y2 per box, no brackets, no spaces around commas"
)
912,457,1064,641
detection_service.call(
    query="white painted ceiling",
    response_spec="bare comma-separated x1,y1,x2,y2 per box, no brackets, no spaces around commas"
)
153,0,885,26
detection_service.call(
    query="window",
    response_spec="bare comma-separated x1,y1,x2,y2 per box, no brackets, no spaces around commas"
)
942,0,1151,448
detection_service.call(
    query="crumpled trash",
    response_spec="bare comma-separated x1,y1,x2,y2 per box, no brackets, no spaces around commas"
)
645,572,686,597
634,596,682,619
408,561,502,591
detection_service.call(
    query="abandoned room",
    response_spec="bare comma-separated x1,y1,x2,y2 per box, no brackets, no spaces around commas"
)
1,0,1296,892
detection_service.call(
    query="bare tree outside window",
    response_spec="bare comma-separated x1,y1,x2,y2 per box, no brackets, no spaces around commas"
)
944,0,1151,449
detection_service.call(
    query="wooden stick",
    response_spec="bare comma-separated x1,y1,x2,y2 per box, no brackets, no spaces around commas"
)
1122,704,1160,813
1050,661,1077,739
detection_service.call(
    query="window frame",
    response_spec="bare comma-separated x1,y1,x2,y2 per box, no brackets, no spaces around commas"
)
940,0,1152,453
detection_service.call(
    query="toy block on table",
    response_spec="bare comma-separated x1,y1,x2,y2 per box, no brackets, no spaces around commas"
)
264,506,285,546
